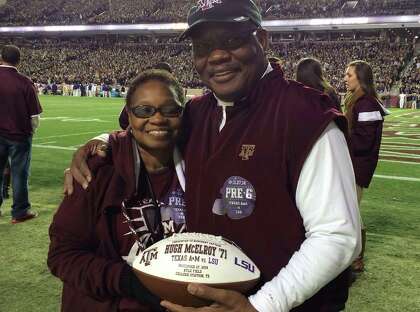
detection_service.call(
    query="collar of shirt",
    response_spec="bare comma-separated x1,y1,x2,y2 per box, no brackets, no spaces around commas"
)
215,62,273,132
0,64,17,70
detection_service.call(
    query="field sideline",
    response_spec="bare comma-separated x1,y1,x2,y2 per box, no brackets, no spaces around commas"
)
0,96,419,311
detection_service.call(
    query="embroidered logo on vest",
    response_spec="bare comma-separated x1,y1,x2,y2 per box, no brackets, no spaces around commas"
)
239,144,255,160
197,0,222,11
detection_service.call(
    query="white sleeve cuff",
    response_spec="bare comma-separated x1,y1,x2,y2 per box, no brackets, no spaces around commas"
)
31,115,40,131
92,133,110,142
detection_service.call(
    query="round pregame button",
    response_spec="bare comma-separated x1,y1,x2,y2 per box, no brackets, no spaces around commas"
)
221,176,256,220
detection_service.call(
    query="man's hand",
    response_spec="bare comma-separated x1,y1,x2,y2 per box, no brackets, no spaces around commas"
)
63,139,108,195
161,284,258,312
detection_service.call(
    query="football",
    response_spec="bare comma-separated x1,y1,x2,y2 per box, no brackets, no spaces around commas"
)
132,232,260,307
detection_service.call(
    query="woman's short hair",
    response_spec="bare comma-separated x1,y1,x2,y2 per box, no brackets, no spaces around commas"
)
126,69,185,108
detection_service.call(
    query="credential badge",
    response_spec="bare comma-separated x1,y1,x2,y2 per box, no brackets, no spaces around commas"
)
220,176,256,220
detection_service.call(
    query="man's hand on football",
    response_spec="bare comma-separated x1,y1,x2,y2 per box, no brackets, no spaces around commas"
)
161,284,258,312
63,139,108,195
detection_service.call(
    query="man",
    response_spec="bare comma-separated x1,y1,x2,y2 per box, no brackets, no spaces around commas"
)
2,161,10,199
65,1,361,311
0,51,12,205
0,45,41,223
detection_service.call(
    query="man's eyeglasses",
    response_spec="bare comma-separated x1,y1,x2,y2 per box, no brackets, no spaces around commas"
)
192,29,258,57
130,105,183,118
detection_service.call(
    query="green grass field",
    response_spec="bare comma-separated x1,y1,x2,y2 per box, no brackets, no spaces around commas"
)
0,96,419,311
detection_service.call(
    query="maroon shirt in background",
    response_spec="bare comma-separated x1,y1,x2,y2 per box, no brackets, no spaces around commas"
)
0,66,42,141
349,95,386,188
182,64,349,311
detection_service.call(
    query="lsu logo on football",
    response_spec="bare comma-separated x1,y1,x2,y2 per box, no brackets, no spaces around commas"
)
234,257,256,273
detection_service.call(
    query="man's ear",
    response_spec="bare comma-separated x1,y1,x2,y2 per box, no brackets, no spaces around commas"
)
255,28,269,51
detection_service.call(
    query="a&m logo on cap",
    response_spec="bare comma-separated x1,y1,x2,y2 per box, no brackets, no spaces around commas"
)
197,0,222,11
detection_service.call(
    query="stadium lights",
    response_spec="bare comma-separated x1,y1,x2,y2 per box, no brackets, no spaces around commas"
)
308,17,369,26
0,15,419,35
0,23,187,33
262,15,419,27
44,25,91,32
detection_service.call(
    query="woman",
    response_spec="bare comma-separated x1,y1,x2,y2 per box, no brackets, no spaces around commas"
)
344,60,389,272
296,57,342,112
48,69,186,311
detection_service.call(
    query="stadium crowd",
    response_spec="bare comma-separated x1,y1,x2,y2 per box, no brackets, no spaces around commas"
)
261,0,419,20
399,57,420,108
9,38,201,89
1,36,414,96
400,57,420,95
272,39,413,93
1,0,419,26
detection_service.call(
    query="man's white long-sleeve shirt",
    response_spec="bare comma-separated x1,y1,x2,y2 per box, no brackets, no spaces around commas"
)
249,122,361,312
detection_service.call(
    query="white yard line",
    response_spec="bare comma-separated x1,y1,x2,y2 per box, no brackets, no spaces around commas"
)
381,146,420,150
34,131,102,140
383,137,420,142
374,174,420,182
379,159,420,165
382,142,420,147
380,151,420,158
388,111,420,119
33,144,76,151
69,144,84,149
394,131,420,135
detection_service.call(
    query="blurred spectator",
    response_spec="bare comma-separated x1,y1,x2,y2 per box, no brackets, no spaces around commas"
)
296,57,341,111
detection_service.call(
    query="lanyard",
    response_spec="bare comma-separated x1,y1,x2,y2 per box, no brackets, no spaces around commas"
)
121,147,164,251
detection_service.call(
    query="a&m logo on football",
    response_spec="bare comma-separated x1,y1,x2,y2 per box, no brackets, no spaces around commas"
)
138,247,158,266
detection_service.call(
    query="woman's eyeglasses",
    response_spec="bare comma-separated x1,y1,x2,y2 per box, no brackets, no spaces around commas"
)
130,104,183,118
